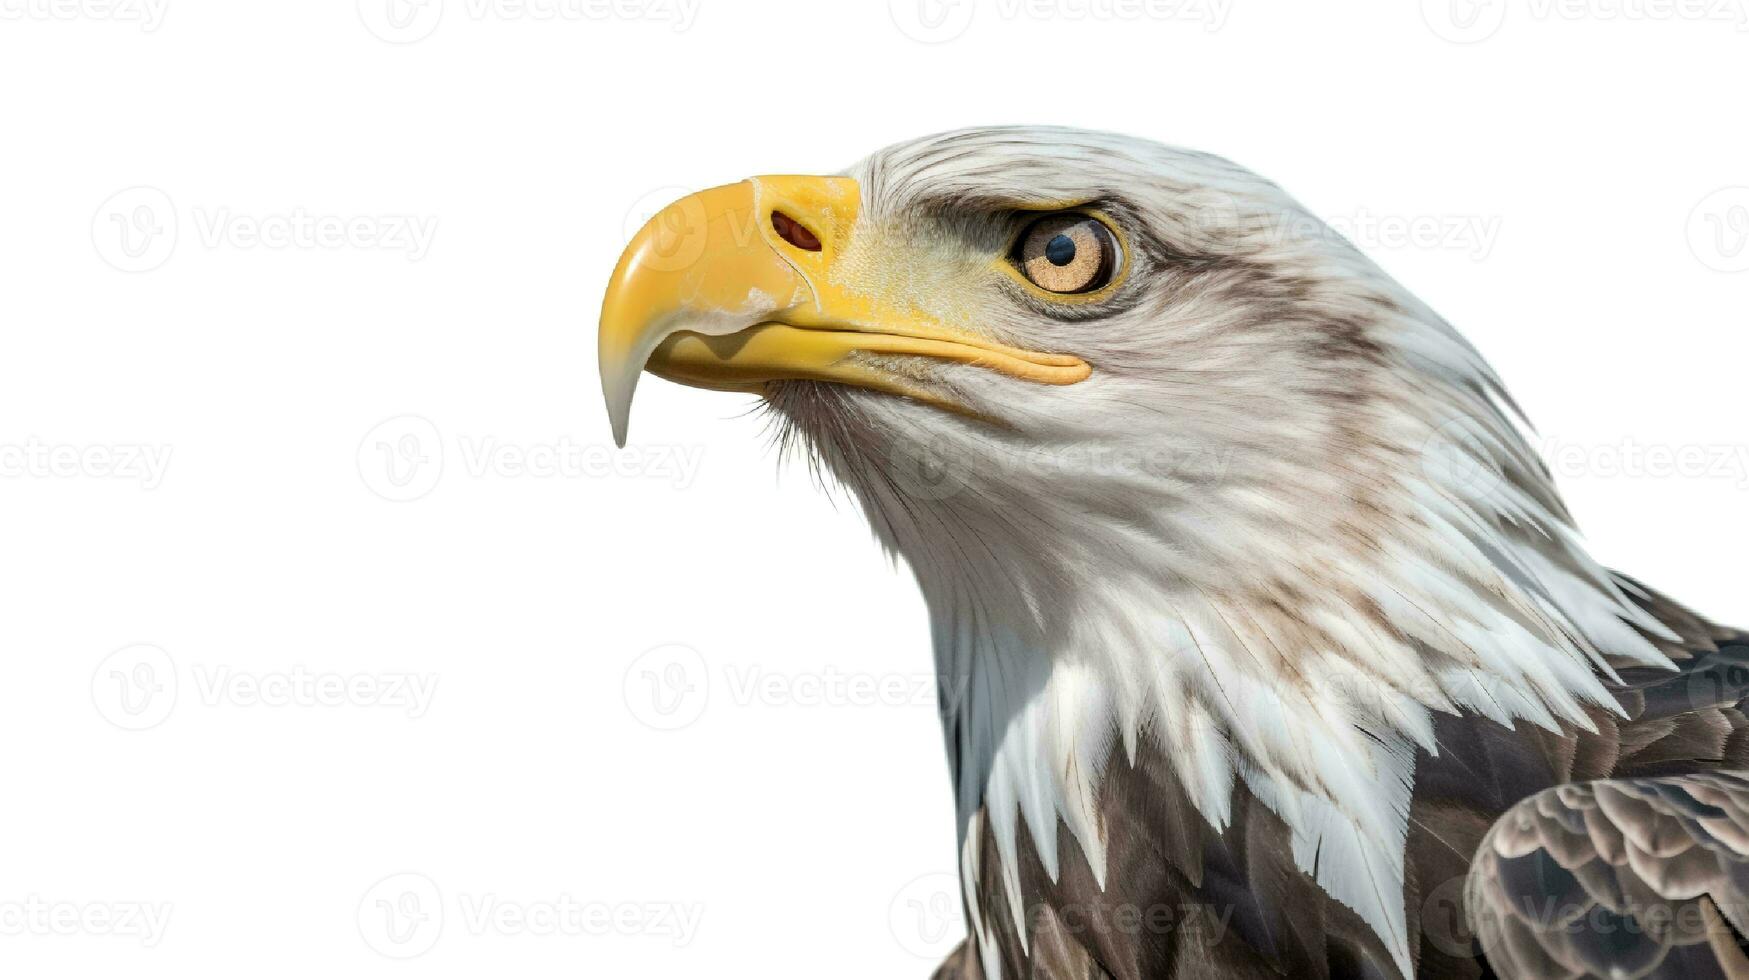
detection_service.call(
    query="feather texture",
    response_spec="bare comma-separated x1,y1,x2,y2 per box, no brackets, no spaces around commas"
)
755,127,1736,978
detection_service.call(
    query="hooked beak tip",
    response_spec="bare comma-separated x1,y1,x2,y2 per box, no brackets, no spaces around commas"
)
601,356,638,448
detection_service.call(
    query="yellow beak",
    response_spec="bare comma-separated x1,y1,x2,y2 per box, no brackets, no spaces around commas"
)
598,175,1091,445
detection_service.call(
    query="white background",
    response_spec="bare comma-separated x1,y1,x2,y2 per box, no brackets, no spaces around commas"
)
3,0,1747,976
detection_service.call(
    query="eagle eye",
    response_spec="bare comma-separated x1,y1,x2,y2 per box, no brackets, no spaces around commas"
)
1014,213,1120,295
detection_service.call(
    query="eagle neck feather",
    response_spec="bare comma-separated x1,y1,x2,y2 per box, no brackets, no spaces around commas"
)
772,318,1675,979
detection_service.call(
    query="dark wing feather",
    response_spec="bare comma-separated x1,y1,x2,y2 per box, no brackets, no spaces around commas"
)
1461,581,1749,979
1467,772,1749,979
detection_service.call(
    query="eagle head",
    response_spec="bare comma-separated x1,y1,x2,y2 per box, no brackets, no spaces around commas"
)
603,129,1438,598
596,126,1676,975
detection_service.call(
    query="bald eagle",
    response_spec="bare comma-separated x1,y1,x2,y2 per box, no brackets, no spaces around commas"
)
598,127,1749,980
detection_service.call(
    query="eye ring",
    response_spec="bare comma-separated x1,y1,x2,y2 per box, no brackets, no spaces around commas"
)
1012,213,1121,295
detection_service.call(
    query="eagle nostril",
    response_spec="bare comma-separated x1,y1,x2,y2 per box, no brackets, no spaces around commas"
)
771,211,823,252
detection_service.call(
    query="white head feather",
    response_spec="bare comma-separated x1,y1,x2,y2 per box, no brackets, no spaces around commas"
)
762,126,1675,976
